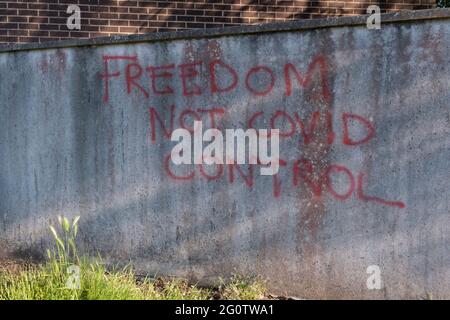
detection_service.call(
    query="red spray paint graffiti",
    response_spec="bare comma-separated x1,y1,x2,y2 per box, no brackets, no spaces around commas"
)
100,54,331,102
99,53,405,209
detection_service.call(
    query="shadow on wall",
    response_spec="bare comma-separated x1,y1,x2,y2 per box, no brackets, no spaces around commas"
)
1,12,450,298
2,24,450,297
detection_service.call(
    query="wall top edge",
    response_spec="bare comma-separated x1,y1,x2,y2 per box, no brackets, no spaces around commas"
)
0,8,449,54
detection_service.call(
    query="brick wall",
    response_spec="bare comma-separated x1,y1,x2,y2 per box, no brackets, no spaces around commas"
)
0,0,437,44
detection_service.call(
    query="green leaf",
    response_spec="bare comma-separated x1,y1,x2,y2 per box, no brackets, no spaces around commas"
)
63,217,70,233
49,225,59,241
72,216,80,237
72,216,80,228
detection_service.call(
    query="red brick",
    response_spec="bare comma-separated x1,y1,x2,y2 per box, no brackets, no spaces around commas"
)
8,29,28,36
108,20,128,26
0,0,437,44
28,4,49,10
7,2,27,9
17,36,39,43
49,31,70,37
29,17,49,24
8,16,28,23
0,22,19,29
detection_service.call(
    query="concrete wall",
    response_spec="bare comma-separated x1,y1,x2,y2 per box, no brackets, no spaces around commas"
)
1,9,450,299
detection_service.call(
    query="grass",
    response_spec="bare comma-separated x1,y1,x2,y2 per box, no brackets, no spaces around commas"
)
0,216,266,300
0,261,213,300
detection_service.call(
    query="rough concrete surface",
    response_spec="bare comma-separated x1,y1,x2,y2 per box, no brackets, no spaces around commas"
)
1,9,450,299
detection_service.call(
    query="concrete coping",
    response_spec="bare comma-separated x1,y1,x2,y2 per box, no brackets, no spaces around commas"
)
0,8,449,53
